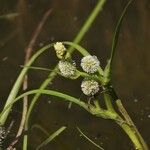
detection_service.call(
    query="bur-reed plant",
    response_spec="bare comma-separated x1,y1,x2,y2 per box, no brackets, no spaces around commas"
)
0,0,148,150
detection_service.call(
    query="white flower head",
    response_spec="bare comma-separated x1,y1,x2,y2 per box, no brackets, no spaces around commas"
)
81,79,99,96
54,42,66,59
81,55,100,73
58,60,76,78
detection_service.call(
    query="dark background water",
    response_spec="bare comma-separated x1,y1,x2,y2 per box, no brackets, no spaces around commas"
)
0,0,150,149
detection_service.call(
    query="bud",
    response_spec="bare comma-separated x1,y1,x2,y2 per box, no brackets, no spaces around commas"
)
54,42,66,59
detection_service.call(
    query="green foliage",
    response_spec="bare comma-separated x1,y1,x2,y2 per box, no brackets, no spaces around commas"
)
104,0,134,85
0,43,55,125
36,126,66,150
77,127,104,150
0,0,148,150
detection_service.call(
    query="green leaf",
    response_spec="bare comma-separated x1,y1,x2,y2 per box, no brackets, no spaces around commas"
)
36,126,66,150
0,89,88,120
20,65,54,72
77,127,104,150
68,0,106,54
110,0,133,64
0,43,55,125
104,0,134,82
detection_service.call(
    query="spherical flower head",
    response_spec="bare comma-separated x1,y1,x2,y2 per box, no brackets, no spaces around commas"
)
81,55,100,73
54,42,66,59
58,60,76,78
81,79,99,96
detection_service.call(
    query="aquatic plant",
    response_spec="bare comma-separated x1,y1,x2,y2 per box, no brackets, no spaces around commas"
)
0,0,149,150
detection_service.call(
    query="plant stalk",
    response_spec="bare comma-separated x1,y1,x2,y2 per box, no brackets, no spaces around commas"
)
104,86,148,150
116,99,149,150
116,117,144,150
22,1,106,149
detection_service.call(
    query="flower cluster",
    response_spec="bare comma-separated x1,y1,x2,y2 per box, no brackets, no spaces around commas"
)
80,55,100,95
54,42,100,96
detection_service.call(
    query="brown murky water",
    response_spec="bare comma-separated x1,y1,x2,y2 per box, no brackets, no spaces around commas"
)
0,0,150,149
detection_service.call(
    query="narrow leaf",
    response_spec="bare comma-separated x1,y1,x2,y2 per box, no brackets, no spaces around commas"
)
77,127,104,150
110,0,133,64
0,89,88,120
36,126,66,150
105,0,134,79
20,65,59,73
0,43,54,125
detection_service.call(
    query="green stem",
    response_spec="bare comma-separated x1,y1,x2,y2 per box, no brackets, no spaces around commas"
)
0,89,119,123
106,86,148,150
100,83,148,150
0,43,54,125
117,119,144,150
116,99,149,150
0,90,88,122
68,0,106,55
103,92,115,113
77,70,102,82
93,100,101,109
0,88,90,147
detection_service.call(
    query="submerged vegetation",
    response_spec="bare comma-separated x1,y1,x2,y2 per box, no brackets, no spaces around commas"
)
0,0,149,149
